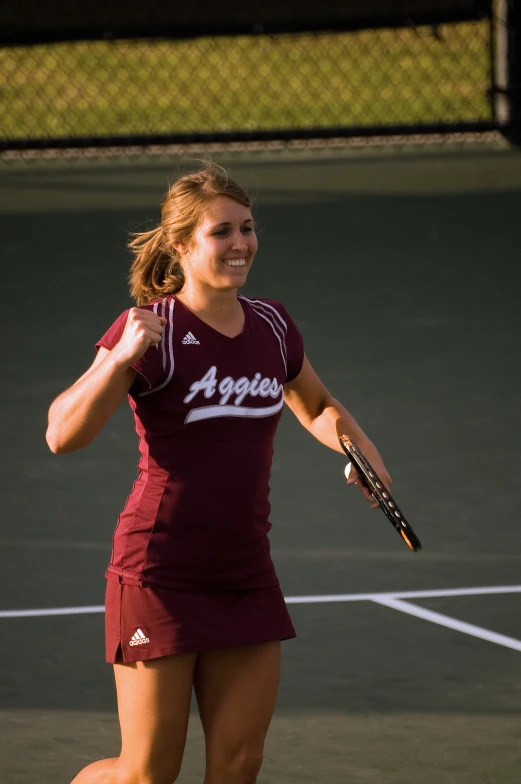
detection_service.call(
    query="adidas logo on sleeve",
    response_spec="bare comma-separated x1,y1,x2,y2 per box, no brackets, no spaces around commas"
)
129,628,150,646
182,332,200,345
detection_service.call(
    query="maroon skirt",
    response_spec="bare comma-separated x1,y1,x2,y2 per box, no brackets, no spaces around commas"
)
105,579,296,663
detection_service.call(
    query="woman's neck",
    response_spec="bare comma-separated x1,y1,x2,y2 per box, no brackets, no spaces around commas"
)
174,283,244,333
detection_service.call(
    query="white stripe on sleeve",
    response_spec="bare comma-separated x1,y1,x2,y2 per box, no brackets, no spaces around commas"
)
139,298,175,396
240,297,288,375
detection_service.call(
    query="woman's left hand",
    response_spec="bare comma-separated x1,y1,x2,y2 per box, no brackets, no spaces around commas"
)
345,444,392,510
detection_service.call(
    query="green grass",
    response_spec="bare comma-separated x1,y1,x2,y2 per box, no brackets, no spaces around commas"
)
0,21,491,140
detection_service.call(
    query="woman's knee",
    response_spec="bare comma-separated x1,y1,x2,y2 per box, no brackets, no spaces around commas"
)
133,772,182,784
207,747,264,784
71,756,183,784
117,753,184,784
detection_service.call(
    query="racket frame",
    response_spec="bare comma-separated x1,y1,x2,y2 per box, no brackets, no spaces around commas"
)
339,434,422,552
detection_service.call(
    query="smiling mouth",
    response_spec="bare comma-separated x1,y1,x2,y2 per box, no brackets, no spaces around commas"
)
223,258,247,268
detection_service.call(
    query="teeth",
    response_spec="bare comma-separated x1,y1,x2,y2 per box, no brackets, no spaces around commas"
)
223,258,246,267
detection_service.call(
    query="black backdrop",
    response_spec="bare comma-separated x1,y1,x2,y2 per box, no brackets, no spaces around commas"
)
0,0,491,45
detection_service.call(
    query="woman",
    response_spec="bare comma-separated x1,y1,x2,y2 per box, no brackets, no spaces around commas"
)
46,163,391,784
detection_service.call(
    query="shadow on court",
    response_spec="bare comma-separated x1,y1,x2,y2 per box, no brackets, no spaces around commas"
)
1,148,520,783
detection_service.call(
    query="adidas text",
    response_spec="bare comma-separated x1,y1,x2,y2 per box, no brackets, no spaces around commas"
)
182,332,200,345
129,628,150,646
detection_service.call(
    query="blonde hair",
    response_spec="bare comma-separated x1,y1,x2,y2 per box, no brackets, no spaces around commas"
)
128,162,252,305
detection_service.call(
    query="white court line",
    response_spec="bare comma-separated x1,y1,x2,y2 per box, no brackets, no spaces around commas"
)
0,605,105,619
373,596,521,653
1,584,521,619
284,584,521,605
382,585,521,600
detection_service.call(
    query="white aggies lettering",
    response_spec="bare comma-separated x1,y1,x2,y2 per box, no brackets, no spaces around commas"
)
183,365,282,407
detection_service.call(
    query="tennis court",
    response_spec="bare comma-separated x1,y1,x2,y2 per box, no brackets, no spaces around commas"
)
1,144,521,783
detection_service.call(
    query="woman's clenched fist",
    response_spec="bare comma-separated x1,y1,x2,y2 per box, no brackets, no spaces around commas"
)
113,308,167,366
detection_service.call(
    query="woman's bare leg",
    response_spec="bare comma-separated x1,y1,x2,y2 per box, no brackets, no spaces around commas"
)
194,641,281,784
71,652,197,784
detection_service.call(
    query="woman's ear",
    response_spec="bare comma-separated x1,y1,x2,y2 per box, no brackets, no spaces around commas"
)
172,240,190,257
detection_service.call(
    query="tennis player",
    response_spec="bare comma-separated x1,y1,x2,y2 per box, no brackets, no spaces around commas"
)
46,163,391,784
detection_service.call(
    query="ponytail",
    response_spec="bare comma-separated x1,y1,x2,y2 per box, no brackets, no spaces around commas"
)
128,225,185,306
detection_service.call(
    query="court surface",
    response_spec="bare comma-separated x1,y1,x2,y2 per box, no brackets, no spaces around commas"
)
1,145,521,783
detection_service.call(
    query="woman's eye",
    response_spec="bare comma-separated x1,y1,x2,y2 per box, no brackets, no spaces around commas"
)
213,226,253,237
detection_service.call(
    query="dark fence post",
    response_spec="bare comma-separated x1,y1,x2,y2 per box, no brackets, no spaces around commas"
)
507,0,520,143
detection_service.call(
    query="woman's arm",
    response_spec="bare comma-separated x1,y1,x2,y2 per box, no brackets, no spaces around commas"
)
284,355,392,507
46,307,166,454
46,348,137,454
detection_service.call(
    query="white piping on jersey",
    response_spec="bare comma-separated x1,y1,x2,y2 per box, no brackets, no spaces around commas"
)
161,300,168,371
239,297,288,376
151,299,168,371
184,395,284,424
139,297,175,397
242,297,288,331
248,309,286,375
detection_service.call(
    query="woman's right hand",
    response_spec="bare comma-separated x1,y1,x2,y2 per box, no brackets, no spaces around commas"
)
113,308,167,365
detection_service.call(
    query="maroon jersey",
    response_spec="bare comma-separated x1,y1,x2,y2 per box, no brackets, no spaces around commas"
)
96,294,304,590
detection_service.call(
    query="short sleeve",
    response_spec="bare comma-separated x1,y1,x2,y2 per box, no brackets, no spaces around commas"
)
95,308,166,393
272,302,305,383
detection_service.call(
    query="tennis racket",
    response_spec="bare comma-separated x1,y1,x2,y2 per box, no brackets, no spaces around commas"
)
339,434,422,552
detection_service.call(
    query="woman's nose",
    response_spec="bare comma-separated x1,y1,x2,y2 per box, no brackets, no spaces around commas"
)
230,232,248,250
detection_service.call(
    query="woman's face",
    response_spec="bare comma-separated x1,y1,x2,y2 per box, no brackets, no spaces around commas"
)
179,196,258,292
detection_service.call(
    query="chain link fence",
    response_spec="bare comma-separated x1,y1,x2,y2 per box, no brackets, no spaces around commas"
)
0,1,516,155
